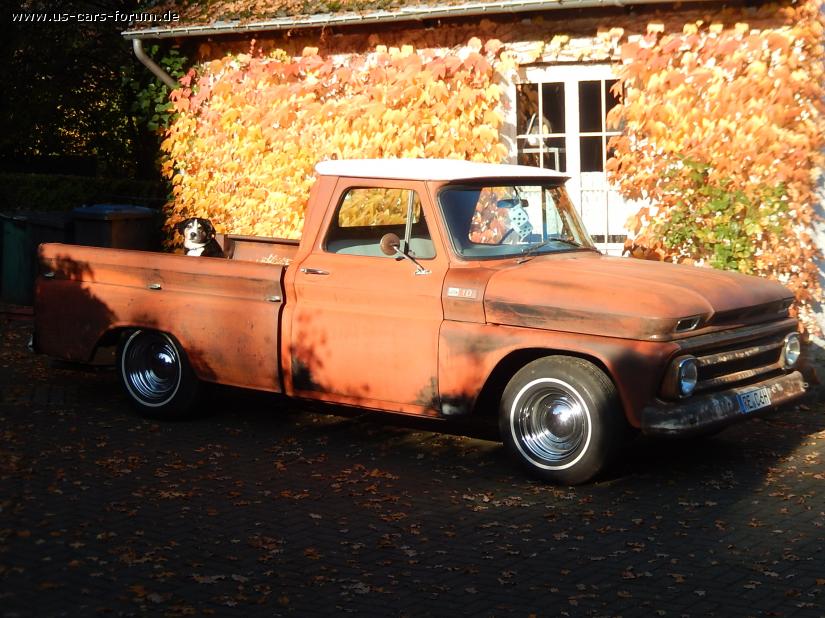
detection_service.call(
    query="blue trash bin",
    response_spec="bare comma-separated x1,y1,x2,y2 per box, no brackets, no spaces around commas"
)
72,204,159,250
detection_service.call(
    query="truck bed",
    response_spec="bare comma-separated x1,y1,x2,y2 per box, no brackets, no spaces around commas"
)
35,239,290,393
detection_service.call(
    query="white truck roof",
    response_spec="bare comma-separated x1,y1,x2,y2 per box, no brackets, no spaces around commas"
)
315,158,568,182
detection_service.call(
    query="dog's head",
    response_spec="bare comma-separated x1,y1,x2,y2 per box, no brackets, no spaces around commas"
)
176,217,216,246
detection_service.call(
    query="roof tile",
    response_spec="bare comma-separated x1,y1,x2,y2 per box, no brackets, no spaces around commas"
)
136,0,506,30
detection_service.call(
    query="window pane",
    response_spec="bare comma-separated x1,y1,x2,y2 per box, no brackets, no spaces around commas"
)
337,188,418,227
516,83,539,135
517,136,566,172
578,81,602,133
468,186,523,245
439,184,595,259
541,82,565,134
580,136,603,172
604,79,621,131
605,80,619,122
327,188,434,258
517,82,566,172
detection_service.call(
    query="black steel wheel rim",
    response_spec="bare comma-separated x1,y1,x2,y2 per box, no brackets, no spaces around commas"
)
122,331,182,406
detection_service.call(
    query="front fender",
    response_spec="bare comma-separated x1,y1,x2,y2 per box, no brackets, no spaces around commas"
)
438,321,679,427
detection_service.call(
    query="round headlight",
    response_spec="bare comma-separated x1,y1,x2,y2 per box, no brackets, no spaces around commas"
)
677,357,698,397
782,333,801,368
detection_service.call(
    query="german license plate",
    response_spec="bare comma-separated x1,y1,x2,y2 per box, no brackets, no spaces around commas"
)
737,387,772,414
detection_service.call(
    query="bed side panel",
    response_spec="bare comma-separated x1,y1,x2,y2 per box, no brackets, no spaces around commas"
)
35,243,285,393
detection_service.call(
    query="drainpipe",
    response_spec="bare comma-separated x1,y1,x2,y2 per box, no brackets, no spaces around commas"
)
132,38,178,89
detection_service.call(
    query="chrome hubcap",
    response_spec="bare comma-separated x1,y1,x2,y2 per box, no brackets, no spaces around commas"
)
122,331,181,406
513,379,590,467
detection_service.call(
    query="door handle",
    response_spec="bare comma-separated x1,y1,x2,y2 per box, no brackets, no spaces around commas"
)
300,267,330,276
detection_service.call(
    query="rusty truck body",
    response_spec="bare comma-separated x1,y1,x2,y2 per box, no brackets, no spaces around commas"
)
34,159,807,484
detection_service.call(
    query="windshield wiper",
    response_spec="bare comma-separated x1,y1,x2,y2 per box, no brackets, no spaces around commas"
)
516,237,583,263
552,237,583,249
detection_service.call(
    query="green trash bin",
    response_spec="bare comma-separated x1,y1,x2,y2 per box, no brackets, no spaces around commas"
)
72,204,159,250
1,211,74,306
1,213,32,306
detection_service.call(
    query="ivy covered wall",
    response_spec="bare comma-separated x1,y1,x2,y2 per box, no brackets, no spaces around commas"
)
161,41,509,239
608,0,825,329
156,0,824,329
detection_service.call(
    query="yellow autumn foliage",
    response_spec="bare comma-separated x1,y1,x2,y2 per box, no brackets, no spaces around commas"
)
161,42,507,241
608,0,825,330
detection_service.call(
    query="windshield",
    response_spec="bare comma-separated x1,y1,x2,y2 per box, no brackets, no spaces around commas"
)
438,183,596,259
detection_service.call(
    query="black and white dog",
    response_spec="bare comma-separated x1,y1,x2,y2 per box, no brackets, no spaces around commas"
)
176,217,225,258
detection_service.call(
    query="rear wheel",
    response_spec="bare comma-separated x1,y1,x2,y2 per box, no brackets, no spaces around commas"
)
499,356,624,485
118,330,199,419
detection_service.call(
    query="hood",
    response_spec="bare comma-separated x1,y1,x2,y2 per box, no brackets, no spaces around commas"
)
483,253,793,340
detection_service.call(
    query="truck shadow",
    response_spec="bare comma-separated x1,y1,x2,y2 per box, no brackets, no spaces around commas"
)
35,254,116,362
609,402,825,482
200,380,824,489
205,383,500,440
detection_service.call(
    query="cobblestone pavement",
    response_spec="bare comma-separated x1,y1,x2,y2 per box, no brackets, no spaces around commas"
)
2,316,824,617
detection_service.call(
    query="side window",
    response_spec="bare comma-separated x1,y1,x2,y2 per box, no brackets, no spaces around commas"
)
336,187,419,227
325,187,435,259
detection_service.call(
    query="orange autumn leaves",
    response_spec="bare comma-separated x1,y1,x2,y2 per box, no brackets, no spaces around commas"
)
607,2,825,327
157,12,824,326
160,41,507,240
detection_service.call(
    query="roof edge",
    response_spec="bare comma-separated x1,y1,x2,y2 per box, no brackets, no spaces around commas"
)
314,158,570,181
122,0,712,40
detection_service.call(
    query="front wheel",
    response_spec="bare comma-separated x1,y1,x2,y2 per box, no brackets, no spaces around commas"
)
118,329,200,419
499,356,625,485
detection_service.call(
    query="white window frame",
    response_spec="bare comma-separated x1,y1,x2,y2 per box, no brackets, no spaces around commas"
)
506,64,629,255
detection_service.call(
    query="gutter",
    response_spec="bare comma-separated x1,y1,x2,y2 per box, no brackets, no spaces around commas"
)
122,0,715,40
132,38,178,89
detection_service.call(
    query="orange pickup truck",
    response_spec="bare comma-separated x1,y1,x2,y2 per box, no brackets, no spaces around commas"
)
34,159,806,484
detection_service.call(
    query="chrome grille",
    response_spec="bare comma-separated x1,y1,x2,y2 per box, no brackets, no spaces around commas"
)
693,331,786,394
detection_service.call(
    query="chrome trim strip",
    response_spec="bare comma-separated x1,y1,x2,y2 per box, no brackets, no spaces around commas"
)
695,361,782,392
696,340,784,367
677,319,796,353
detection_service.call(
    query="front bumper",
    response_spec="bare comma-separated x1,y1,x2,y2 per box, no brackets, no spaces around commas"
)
640,371,807,437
